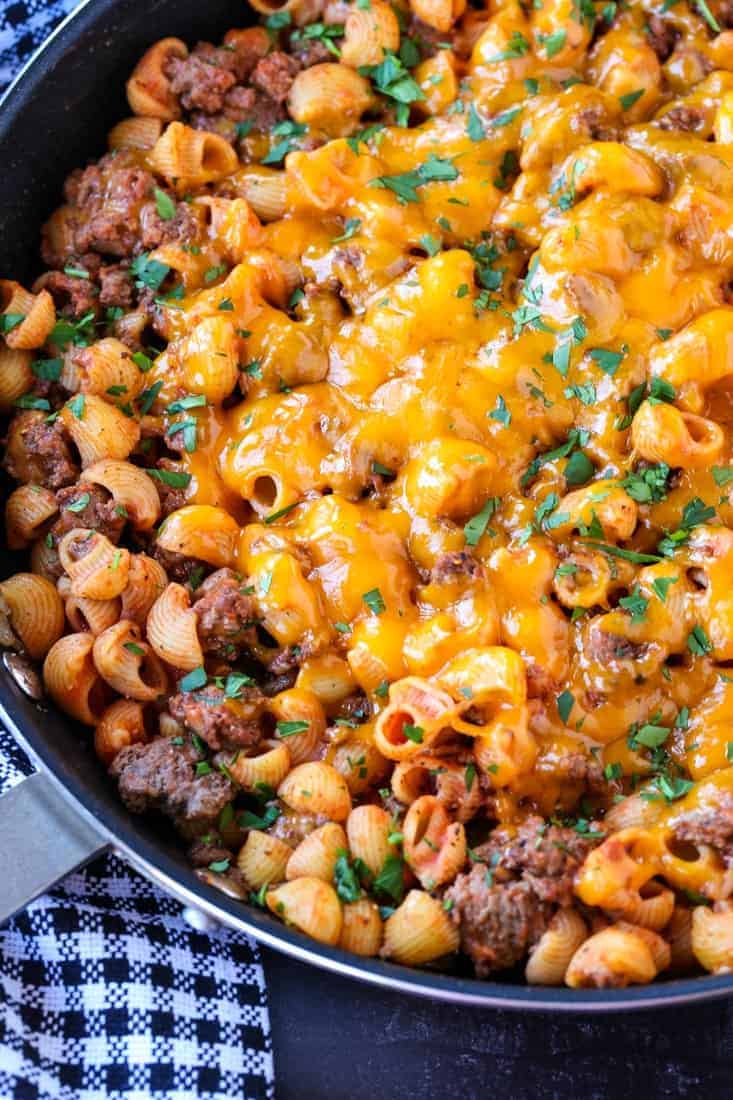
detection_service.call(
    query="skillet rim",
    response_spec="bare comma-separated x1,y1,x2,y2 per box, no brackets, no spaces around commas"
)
1,0,732,1011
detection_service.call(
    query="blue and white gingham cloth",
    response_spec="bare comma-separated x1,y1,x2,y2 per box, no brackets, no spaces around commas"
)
0,5,274,1097
0,0,78,89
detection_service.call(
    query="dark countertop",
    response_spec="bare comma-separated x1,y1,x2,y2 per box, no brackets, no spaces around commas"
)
262,947,732,1099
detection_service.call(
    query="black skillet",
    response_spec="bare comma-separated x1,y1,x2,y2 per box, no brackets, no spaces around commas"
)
1,0,731,1010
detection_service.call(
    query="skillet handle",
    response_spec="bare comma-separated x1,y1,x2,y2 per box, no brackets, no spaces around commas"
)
0,770,108,926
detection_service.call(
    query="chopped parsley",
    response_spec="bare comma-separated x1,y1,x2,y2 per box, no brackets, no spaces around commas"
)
65,493,91,514
240,804,280,830
491,105,523,128
333,850,363,903
687,624,712,656
373,852,405,903
361,52,424,127
619,88,645,111
332,218,362,243
466,103,485,141
589,347,626,375
291,20,345,57
224,671,254,699
564,381,596,406
651,575,678,602
618,586,648,624
362,588,386,614
148,468,191,489
542,28,567,57
489,394,511,427
50,311,96,348
179,666,207,692
154,188,176,220
369,155,458,204
622,463,670,504
712,466,733,487
557,690,574,724
464,496,500,546
564,450,595,487
0,313,24,334
262,120,307,165
31,358,63,381
276,720,310,737
67,394,85,419
131,253,170,291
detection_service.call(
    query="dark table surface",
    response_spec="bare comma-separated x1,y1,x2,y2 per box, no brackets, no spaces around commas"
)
262,947,731,1098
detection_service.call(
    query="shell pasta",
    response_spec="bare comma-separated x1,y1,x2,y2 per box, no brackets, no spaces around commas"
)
6,0,733,989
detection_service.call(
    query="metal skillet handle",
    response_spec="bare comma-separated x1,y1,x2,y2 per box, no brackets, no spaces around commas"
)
0,770,108,926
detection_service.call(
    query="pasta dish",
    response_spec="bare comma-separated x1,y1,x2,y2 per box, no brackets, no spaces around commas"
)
3,0,733,988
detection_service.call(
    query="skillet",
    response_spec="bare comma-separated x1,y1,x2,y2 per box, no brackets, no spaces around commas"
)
1,0,732,1011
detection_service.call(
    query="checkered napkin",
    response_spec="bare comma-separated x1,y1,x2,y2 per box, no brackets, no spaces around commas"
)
0,728,274,1100
0,0,78,90
0,6,275,1098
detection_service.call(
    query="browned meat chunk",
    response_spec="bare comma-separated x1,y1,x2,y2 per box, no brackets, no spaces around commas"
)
221,85,258,122
288,37,334,68
99,263,134,310
168,684,265,752
268,646,306,675
166,51,237,113
586,624,647,665
577,104,619,143
658,105,706,132
526,662,559,700
138,199,198,251
3,412,79,490
190,88,286,135
480,816,598,906
110,737,233,839
646,15,678,61
221,28,271,78
188,839,232,867
151,460,190,519
50,484,126,545
250,52,300,103
430,550,481,585
262,670,298,696
36,270,99,318
152,544,205,584
64,151,156,257
445,816,600,975
335,690,371,724
195,40,256,78
552,752,606,794
672,795,733,865
445,874,549,976
191,567,258,659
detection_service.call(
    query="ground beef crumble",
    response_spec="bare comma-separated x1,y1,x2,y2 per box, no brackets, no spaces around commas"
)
445,816,599,975
110,737,234,839
646,15,678,61
168,684,266,752
49,483,126,545
165,39,301,140
671,795,733,865
191,567,258,659
658,105,706,132
3,412,79,491
59,151,157,259
445,876,549,976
